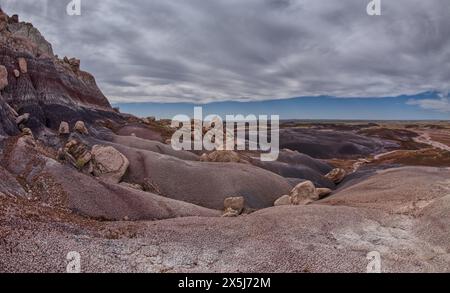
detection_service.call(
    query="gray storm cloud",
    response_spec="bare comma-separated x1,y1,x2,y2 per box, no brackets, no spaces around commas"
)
1,0,449,103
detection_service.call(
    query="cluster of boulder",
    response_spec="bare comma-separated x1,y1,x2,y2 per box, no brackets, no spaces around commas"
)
58,121,89,135
56,119,129,184
0,57,26,81
274,181,332,206
1,58,32,136
61,140,129,184
0,52,28,84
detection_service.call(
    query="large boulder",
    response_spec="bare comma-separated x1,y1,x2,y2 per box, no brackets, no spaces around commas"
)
91,145,129,184
223,196,245,217
63,140,92,170
58,121,70,135
290,181,318,205
0,65,8,90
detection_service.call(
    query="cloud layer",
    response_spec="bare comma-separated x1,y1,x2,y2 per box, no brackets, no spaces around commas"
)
407,93,450,113
2,0,450,104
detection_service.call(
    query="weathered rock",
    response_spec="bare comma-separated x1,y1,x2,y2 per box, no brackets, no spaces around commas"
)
325,168,347,184
222,210,240,217
74,121,88,135
21,127,33,137
13,69,20,78
16,113,30,125
0,65,8,90
200,150,242,163
91,145,129,184
224,196,245,215
18,58,27,73
290,181,318,205
274,195,291,206
58,121,70,135
64,140,92,170
316,188,332,199
63,56,80,71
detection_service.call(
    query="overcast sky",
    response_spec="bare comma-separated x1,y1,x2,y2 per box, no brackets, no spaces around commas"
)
2,0,450,111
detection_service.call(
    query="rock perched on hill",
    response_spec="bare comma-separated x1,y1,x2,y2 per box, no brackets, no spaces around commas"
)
290,181,318,205
18,57,27,73
223,196,245,217
58,121,70,135
63,57,80,72
9,14,19,24
92,145,129,184
200,150,242,163
74,121,88,135
325,168,346,184
272,180,353,207
0,65,8,90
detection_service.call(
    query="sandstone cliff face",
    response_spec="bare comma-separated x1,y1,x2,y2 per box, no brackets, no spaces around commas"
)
0,9,114,134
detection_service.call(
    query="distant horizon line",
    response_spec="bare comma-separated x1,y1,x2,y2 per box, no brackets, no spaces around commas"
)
109,90,445,106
